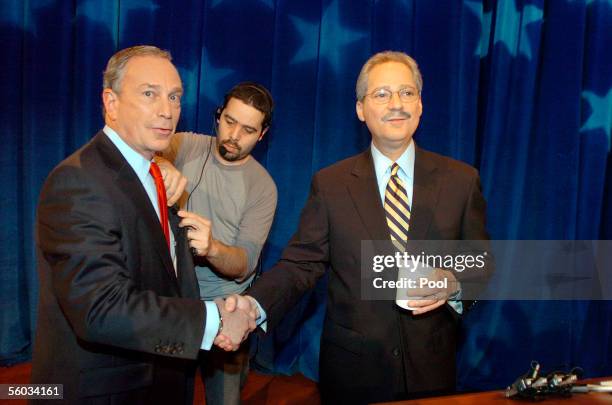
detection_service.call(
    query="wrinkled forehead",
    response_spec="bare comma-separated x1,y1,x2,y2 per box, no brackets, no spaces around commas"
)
123,56,182,89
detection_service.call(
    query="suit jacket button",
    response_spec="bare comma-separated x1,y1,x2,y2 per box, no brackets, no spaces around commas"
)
392,347,400,357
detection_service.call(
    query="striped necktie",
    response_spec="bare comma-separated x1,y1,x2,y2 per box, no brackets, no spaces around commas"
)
384,163,411,251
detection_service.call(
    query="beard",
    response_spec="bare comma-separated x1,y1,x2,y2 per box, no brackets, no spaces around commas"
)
218,140,243,162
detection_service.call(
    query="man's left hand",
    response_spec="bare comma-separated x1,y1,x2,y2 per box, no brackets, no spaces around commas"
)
178,210,214,257
407,268,459,315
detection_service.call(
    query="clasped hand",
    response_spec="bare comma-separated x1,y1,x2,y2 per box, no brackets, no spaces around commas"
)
405,268,459,315
213,295,259,351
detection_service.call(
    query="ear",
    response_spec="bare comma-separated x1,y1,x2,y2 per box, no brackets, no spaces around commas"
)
417,97,423,118
258,127,269,142
356,100,365,122
102,89,119,121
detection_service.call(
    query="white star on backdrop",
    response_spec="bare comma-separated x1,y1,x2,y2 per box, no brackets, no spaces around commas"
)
289,15,319,64
464,0,492,58
176,64,200,108
1,0,65,35
493,0,543,59
289,0,366,72
75,0,160,44
581,89,612,151
319,0,367,71
198,51,235,105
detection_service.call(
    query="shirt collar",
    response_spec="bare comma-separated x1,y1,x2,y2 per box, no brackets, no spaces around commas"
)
103,125,152,183
371,139,415,179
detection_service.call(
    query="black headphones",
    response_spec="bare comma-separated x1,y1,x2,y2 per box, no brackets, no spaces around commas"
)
214,106,222,122
187,83,272,210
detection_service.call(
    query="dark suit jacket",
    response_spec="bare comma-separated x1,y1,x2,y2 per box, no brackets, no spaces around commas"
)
248,146,490,404
31,131,206,405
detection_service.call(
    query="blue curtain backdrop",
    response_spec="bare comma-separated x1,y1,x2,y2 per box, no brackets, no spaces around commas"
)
1,0,611,391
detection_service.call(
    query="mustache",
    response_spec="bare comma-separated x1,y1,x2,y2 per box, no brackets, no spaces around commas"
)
382,111,411,122
221,139,241,151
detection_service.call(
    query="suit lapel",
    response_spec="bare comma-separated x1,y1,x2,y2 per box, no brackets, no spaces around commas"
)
169,209,199,298
94,133,179,285
347,150,390,242
409,146,441,240
346,146,441,241
347,150,399,288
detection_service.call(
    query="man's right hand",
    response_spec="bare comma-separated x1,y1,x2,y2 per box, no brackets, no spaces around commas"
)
153,156,187,206
224,294,260,320
213,295,259,351
213,298,256,351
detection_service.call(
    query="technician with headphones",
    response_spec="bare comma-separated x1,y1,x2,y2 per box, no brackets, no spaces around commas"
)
155,82,277,405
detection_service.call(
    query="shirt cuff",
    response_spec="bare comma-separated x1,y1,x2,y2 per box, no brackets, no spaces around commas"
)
252,298,268,332
447,287,463,314
200,300,220,350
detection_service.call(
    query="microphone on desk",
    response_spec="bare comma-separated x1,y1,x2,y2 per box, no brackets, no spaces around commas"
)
505,361,582,399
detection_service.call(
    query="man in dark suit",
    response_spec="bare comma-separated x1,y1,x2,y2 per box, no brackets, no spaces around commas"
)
221,51,491,404
31,45,252,404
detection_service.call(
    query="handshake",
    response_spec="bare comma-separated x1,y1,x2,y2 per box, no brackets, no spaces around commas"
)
213,294,260,351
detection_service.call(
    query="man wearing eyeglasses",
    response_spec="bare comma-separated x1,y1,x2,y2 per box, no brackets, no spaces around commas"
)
221,51,491,404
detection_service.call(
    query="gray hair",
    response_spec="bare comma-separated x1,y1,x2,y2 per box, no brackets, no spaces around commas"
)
103,45,172,93
355,51,423,101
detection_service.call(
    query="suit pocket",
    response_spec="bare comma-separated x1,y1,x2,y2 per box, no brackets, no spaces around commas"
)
321,321,364,355
79,362,153,397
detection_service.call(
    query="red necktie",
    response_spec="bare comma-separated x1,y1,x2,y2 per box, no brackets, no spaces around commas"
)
149,162,170,249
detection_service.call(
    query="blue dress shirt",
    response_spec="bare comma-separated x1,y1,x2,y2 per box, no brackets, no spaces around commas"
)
371,141,462,313
103,126,220,350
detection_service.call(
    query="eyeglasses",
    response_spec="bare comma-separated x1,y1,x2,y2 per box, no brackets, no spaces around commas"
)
366,86,420,104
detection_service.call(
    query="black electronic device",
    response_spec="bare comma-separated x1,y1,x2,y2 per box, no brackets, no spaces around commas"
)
505,361,581,399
